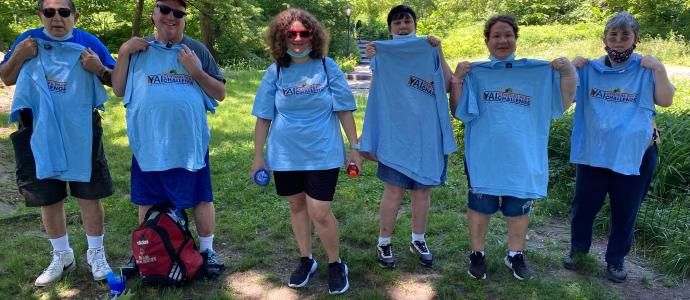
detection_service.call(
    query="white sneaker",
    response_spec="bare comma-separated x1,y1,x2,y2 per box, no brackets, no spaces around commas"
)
86,247,112,281
34,249,76,287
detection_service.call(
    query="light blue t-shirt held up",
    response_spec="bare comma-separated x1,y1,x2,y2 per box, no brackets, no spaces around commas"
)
570,54,656,175
455,58,563,199
124,41,218,172
252,57,356,171
360,37,457,185
10,40,109,181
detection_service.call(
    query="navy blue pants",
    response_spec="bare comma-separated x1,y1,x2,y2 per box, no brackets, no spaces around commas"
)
570,145,658,266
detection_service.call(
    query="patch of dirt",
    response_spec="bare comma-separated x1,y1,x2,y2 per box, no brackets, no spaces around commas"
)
530,220,690,300
0,137,21,214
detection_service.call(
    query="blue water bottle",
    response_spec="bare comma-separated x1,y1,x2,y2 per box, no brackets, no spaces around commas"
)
254,168,270,186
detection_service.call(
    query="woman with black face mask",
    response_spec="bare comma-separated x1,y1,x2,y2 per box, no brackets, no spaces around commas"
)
564,12,675,283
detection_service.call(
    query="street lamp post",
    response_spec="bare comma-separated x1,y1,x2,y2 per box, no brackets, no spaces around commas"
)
345,7,352,57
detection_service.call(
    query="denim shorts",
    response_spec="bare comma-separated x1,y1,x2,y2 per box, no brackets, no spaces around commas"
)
130,153,213,209
467,191,533,217
376,157,448,190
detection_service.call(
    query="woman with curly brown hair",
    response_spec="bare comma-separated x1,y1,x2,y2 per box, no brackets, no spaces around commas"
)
251,8,360,294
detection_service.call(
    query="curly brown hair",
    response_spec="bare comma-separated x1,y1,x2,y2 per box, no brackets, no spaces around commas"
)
266,9,330,68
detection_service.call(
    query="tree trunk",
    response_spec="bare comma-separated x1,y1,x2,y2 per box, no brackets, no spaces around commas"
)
131,0,144,37
199,2,218,61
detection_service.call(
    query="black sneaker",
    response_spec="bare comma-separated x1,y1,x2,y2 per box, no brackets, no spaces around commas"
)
121,255,139,278
468,251,486,279
201,249,225,278
504,253,534,280
288,257,317,288
328,261,349,294
606,263,627,283
377,244,396,268
409,240,433,267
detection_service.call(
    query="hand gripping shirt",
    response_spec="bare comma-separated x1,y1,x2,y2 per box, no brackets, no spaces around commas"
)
570,54,656,175
359,38,457,185
10,40,109,181
124,41,218,172
252,57,356,171
455,59,563,199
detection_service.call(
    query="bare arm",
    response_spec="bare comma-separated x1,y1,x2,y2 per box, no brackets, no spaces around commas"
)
0,37,37,86
179,45,226,101
427,36,452,92
336,110,363,171
641,55,674,107
449,61,471,116
111,37,149,97
251,118,272,174
552,57,577,112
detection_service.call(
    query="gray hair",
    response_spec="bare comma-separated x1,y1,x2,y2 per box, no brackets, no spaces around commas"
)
37,0,77,12
604,12,639,38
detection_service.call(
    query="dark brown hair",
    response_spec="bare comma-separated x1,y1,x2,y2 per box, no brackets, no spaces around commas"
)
266,9,329,68
484,15,519,40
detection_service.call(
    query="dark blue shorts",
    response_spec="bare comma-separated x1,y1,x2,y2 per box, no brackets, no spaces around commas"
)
376,156,448,190
130,153,213,209
464,160,532,217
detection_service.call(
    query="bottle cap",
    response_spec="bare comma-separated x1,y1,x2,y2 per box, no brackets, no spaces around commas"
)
254,168,270,186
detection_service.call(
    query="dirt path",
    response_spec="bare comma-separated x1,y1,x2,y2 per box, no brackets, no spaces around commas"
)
667,65,690,78
530,221,690,300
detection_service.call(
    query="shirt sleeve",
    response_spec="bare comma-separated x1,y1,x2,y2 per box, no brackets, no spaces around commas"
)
551,67,564,119
252,64,278,120
454,72,479,122
9,62,38,122
325,57,356,112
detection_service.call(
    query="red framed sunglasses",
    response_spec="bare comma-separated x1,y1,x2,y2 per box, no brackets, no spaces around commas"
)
286,30,312,40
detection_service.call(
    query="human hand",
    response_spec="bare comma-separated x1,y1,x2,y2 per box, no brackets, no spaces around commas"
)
14,36,38,62
551,56,576,76
118,37,148,56
427,35,441,48
365,43,376,58
346,149,363,174
81,48,105,75
640,55,665,72
250,158,268,180
178,44,202,75
454,61,472,80
571,56,588,68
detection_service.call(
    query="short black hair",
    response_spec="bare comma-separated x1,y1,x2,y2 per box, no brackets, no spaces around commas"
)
37,0,77,12
484,15,519,40
387,5,416,29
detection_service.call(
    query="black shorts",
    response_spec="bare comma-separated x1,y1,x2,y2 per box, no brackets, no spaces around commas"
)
10,110,114,207
273,168,339,201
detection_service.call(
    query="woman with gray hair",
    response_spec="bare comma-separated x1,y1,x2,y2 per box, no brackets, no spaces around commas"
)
564,12,674,283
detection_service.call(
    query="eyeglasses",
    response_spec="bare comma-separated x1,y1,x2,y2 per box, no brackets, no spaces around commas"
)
156,4,187,18
286,30,312,40
42,8,72,18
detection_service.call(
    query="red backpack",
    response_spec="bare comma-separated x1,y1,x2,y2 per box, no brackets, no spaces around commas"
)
131,206,203,286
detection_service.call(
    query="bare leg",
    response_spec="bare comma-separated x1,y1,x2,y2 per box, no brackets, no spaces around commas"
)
410,188,431,235
288,193,312,257
467,208,491,252
379,183,405,237
306,195,340,263
41,200,67,239
76,198,104,236
506,215,529,252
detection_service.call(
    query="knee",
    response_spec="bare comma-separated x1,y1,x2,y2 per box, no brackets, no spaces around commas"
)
383,186,406,201
309,209,332,225
288,198,307,214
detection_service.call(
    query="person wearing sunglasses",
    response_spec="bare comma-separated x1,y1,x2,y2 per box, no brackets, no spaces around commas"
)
111,0,227,280
251,8,360,295
0,0,117,287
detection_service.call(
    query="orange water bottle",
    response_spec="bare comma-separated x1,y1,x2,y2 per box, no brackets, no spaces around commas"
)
347,162,359,178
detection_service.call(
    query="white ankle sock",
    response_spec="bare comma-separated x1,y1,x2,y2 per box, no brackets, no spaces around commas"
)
86,234,104,249
508,250,522,257
199,234,214,253
378,236,391,246
411,232,425,242
49,234,70,252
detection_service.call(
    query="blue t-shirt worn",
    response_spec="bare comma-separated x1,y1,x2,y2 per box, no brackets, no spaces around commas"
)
570,54,656,175
10,40,109,181
124,41,218,172
252,57,356,171
360,37,457,185
455,59,563,199
1,27,116,69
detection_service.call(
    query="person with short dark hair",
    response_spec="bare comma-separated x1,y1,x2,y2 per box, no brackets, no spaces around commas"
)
362,4,455,270
564,12,674,283
111,0,227,279
0,0,116,287
251,8,361,294
450,14,577,281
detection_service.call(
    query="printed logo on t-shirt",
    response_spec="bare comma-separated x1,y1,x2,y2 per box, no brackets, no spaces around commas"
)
483,88,531,106
147,69,194,85
47,80,67,93
589,88,637,103
282,82,326,96
408,76,435,97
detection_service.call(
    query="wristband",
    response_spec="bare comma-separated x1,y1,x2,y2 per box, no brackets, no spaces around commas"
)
350,143,360,150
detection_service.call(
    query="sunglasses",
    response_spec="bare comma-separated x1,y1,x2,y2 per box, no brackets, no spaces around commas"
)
42,8,72,18
286,30,312,40
157,4,187,18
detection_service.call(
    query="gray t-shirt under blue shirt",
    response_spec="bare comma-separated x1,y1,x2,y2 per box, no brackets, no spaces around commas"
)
145,35,225,82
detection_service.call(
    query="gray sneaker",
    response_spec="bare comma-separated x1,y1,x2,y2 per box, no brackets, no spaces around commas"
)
409,240,433,267
377,243,395,268
606,263,627,283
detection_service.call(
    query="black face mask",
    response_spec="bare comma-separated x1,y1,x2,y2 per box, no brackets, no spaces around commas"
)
605,44,636,64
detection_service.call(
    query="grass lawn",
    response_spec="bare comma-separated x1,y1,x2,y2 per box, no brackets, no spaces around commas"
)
0,27,688,298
